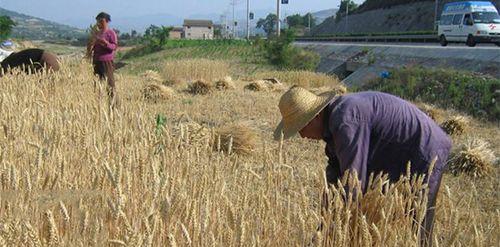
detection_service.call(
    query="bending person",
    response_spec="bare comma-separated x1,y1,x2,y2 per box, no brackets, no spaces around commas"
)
1,48,60,75
274,87,452,247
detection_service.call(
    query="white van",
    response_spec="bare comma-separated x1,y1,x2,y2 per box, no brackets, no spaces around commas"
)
438,1,500,46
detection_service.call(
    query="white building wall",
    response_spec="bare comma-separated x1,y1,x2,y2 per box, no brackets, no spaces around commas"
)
183,26,214,40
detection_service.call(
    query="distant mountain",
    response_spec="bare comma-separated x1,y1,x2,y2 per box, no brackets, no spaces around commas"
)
312,8,337,25
0,7,85,40
62,13,183,33
226,8,338,37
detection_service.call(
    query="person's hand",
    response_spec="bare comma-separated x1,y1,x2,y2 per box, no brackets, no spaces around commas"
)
96,38,109,46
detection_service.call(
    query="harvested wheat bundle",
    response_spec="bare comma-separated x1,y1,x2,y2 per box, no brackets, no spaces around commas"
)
441,115,469,136
244,80,268,91
417,103,441,121
244,80,284,92
449,138,496,178
142,84,176,102
263,78,281,84
141,70,164,83
171,117,257,155
188,79,213,95
172,119,212,146
215,76,236,90
215,123,257,155
310,85,348,96
85,24,101,59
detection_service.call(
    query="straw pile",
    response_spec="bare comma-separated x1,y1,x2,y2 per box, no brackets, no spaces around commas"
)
244,80,284,92
417,103,441,121
215,123,257,155
173,120,212,147
141,70,164,83
188,80,213,95
262,78,281,84
448,138,496,178
310,85,348,96
441,115,469,136
142,84,176,102
172,118,257,155
215,76,236,90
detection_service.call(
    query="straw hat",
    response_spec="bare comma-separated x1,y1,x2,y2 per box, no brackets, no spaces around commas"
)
274,86,337,140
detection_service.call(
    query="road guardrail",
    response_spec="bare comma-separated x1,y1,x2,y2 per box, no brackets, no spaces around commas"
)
296,34,438,43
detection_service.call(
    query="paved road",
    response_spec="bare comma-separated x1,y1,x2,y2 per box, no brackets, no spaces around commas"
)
296,41,500,50
297,41,500,63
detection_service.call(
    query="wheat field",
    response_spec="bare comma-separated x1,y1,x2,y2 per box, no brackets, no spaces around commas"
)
0,57,498,247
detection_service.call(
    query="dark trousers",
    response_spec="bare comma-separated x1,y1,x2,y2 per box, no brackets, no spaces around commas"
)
93,60,115,88
420,166,444,247
93,60,117,107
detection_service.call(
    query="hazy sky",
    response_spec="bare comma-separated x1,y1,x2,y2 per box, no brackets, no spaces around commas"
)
0,0,363,22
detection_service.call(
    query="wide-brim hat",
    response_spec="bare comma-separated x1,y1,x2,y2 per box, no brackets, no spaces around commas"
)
274,86,337,141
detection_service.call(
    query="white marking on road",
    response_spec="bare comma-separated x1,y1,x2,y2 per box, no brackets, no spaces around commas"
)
296,42,499,51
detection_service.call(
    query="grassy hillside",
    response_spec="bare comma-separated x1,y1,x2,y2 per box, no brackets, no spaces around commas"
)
0,7,85,40
354,0,500,14
313,0,500,35
359,67,500,120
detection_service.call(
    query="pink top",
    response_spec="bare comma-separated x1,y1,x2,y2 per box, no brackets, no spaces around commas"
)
93,28,118,62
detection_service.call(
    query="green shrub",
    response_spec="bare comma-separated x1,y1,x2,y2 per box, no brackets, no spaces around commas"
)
263,29,320,71
282,46,320,71
360,67,500,120
0,16,15,40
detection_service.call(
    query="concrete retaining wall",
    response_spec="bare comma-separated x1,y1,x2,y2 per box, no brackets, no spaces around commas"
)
297,43,500,86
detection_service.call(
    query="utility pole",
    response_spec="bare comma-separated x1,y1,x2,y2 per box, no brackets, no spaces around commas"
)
434,0,439,31
276,0,281,36
225,12,229,39
345,0,349,33
308,13,311,33
233,0,236,38
246,0,250,39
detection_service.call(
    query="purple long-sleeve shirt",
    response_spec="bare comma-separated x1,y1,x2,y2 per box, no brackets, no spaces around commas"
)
93,28,117,62
322,92,452,191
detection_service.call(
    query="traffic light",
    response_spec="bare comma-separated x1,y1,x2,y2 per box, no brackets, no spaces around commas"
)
249,12,254,20
282,0,289,4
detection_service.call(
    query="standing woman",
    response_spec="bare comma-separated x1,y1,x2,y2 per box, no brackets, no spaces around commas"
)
88,12,118,108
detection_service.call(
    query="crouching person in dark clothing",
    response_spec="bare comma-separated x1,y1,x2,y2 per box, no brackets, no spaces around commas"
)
274,87,452,247
1,48,60,75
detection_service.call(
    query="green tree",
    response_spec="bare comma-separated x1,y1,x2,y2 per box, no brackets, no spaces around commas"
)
0,16,16,40
120,32,131,40
286,14,304,28
257,14,278,37
144,25,172,48
302,13,317,28
144,25,160,38
286,13,317,29
335,0,359,23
